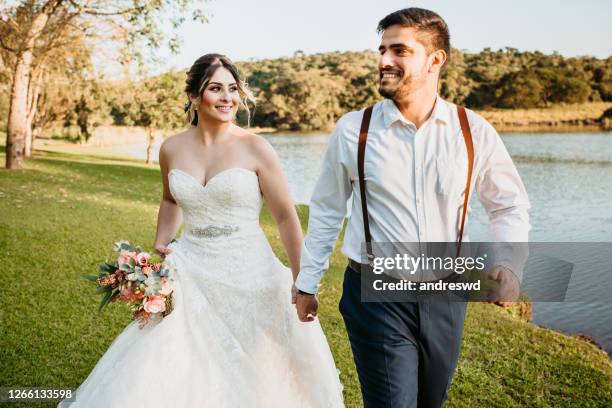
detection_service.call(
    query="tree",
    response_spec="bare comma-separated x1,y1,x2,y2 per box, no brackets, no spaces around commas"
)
13,47,606,135
239,51,380,130
497,70,545,108
592,63,612,101
106,72,184,163
1,0,207,170
497,67,591,108
74,94,92,143
21,34,94,156
136,73,185,164
264,69,344,131
439,49,475,105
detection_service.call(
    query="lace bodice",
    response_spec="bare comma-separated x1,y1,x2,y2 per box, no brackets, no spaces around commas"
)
168,167,263,239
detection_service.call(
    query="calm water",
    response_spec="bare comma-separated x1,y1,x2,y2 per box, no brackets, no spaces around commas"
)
117,131,612,355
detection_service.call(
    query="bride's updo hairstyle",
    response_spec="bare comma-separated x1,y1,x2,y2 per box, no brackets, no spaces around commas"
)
184,53,256,126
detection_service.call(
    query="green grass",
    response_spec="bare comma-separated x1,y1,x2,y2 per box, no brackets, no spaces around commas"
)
1,145,611,408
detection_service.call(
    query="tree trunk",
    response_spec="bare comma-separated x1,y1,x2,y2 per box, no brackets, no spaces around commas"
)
24,69,43,159
24,126,33,159
5,2,58,169
146,128,155,165
33,73,51,144
6,52,32,169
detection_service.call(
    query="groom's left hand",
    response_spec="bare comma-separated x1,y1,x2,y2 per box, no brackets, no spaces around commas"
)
295,292,318,322
487,265,520,307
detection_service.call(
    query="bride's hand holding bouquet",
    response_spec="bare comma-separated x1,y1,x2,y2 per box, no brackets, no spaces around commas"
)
82,240,177,328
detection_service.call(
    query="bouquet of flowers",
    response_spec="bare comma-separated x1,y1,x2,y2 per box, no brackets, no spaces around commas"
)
82,240,177,328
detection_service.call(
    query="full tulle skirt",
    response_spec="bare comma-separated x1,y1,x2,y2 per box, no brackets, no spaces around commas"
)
59,236,344,407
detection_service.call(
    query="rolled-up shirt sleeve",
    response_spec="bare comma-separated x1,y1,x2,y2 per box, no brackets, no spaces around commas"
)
475,120,531,280
295,120,352,294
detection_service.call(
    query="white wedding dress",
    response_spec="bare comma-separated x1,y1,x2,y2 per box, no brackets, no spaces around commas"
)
59,167,344,407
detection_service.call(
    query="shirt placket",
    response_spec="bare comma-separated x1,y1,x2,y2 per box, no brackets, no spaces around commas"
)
412,126,427,242
413,123,429,281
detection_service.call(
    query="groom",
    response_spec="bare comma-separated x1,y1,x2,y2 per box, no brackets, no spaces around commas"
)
294,7,530,408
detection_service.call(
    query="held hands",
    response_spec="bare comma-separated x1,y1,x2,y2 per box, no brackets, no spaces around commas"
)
487,265,520,307
292,284,319,322
291,283,298,304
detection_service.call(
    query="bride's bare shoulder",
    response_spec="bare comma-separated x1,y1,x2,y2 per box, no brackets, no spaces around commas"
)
233,128,280,173
160,129,194,159
236,128,276,160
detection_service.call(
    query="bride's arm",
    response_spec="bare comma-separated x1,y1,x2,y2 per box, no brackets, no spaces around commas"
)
153,140,183,255
251,135,303,282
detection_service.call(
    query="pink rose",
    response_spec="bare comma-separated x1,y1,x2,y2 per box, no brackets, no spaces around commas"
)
144,295,166,314
159,280,174,296
136,252,150,266
118,251,137,268
142,266,153,276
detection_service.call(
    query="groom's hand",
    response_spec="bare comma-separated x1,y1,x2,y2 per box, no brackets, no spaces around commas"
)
487,265,520,307
296,291,318,322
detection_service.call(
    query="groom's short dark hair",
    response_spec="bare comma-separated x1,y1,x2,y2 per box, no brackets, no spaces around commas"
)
377,8,450,67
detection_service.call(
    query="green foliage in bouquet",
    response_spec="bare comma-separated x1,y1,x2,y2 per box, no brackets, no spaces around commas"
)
81,240,177,327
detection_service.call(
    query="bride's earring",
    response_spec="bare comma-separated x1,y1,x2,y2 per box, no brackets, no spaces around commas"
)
190,102,198,123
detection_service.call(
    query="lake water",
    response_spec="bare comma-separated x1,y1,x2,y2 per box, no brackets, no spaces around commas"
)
115,131,612,356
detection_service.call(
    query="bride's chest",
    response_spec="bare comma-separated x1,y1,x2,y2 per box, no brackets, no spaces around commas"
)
168,169,262,215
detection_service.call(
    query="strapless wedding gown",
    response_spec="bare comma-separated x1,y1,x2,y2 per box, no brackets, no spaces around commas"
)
59,167,344,407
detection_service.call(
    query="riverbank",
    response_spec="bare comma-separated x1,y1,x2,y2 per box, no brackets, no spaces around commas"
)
479,101,612,132
28,102,612,148
245,102,612,133
1,144,610,406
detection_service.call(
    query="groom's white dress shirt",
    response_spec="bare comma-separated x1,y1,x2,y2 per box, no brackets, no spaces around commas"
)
295,96,531,294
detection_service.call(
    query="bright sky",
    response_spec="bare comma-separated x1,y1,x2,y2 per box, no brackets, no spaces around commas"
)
153,0,611,72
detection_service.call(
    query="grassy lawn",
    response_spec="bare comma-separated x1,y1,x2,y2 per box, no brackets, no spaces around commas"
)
0,145,611,407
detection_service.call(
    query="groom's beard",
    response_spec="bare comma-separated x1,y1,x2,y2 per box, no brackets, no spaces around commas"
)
378,72,414,100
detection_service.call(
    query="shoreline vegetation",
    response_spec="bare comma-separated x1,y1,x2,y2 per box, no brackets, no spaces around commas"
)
479,101,612,132
240,101,612,134
1,141,611,407
31,102,612,150
3,48,611,152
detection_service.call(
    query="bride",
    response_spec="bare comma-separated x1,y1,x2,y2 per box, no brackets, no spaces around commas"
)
60,53,344,407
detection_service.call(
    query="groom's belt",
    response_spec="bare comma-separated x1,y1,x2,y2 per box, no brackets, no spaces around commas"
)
348,258,364,273
348,258,459,284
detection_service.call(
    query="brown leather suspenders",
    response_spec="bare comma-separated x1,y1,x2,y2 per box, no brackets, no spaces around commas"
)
357,104,474,263
456,106,475,251
358,106,374,263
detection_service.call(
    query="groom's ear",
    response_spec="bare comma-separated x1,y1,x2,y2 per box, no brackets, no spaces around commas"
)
427,49,447,75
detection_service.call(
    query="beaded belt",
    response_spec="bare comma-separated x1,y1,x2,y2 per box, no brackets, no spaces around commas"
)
189,225,240,238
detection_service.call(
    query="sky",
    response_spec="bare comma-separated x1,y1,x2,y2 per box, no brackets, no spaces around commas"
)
148,0,611,73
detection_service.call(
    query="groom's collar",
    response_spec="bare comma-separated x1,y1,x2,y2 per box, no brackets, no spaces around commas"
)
381,95,451,129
